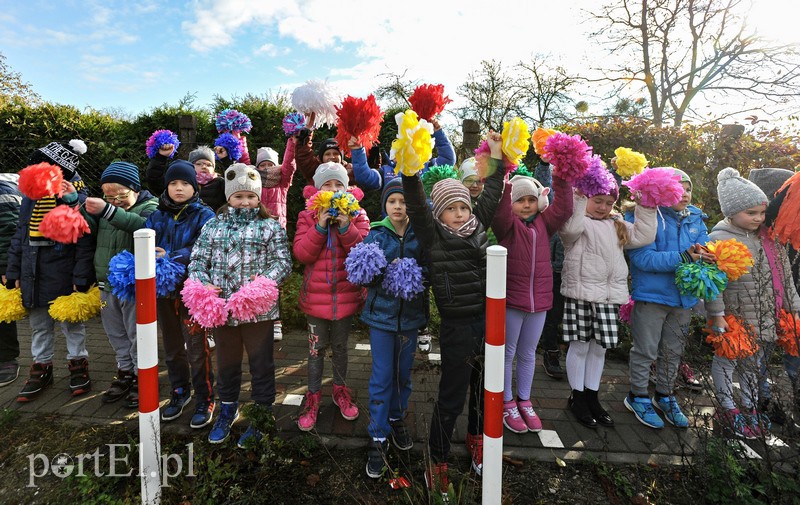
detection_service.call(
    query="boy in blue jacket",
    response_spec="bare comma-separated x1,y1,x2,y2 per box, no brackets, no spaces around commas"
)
144,161,216,429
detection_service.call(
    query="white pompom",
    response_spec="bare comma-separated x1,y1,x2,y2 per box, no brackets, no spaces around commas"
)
717,166,739,183
69,139,87,155
291,80,340,128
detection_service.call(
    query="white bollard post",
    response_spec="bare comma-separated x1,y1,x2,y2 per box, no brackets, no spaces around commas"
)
483,245,507,505
134,229,160,504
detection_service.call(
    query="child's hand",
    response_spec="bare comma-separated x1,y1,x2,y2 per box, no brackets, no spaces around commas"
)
431,119,441,132
84,197,107,215
214,146,228,159
348,136,361,151
487,130,502,159
154,247,166,258
610,157,619,171
61,180,76,195
317,209,331,227
158,144,175,157
335,213,350,229
205,283,221,293
710,315,728,333
574,187,585,197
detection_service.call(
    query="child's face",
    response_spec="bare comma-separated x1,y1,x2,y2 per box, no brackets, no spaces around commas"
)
385,193,407,226
512,195,539,220
257,160,276,170
586,194,616,220
101,183,137,210
671,182,692,211
193,159,215,177
730,204,766,231
322,149,341,164
462,176,484,198
168,180,194,204
320,179,345,192
228,191,260,209
439,201,472,229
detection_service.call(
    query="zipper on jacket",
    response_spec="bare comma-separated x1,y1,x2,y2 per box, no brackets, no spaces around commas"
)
529,226,537,312
397,234,405,333
332,238,337,320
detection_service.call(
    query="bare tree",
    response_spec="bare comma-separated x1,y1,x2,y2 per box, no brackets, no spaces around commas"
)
516,55,579,127
590,0,800,126
0,52,39,104
456,59,527,132
374,70,415,110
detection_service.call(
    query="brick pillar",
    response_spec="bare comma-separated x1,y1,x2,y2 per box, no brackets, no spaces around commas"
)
461,119,481,163
178,114,198,159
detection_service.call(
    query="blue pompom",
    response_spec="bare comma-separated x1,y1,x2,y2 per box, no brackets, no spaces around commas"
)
382,258,425,301
215,108,252,133
214,133,243,161
156,255,187,298
146,130,180,159
345,242,387,285
282,112,306,136
107,251,137,302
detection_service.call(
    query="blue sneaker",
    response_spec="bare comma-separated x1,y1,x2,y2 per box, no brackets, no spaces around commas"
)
237,424,264,449
208,402,239,444
624,395,664,429
654,395,689,428
190,401,215,429
161,387,191,421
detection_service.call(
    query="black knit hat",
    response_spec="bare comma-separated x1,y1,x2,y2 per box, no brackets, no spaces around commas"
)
29,139,87,180
381,177,404,211
165,160,198,193
317,138,341,160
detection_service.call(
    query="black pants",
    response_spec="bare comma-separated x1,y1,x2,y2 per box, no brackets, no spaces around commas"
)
429,315,485,463
540,271,564,351
158,298,214,403
0,321,18,362
215,320,275,405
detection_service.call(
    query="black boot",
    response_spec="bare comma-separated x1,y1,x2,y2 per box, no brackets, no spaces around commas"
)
543,350,565,379
17,362,54,402
68,358,91,396
568,390,597,428
585,388,614,427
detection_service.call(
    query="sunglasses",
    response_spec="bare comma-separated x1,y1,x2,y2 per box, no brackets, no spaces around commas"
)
103,190,133,202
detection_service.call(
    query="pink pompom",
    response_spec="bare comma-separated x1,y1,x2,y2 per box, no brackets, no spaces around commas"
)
225,276,279,322
39,205,91,243
623,167,684,208
473,140,516,175
542,132,592,184
181,278,228,328
619,297,634,324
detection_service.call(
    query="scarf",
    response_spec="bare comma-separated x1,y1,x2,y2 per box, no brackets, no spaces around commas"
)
28,196,57,246
158,191,199,217
760,227,786,317
437,214,479,238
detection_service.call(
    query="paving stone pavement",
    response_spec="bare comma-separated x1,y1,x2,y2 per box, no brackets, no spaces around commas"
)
2,317,797,467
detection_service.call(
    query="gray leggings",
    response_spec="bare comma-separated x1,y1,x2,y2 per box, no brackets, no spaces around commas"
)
711,353,760,410
306,315,352,393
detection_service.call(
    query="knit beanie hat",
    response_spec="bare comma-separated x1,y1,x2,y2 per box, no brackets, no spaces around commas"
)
748,168,794,201
717,167,768,217
671,168,692,189
165,160,198,193
29,139,87,180
188,146,215,165
458,157,478,182
313,162,349,189
511,175,550,212
381,177,404,212
101,161,141,191
430,178,472,218
224,163,261,201
256,147,279,167
317,138,341,161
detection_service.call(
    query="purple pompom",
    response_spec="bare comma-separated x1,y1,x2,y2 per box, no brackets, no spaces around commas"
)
156,255,187,298
215,108,252,133
145,130,180,159
282,112,307,136
345,242,388,285
574,155,618,198
214,133,243,161
382,258,425,301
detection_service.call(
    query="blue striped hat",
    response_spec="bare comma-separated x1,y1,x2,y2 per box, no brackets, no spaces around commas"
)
101,161,141,191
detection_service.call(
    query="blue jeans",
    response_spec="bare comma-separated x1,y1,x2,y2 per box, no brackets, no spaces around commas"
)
758,341,800,401
367,327,418,440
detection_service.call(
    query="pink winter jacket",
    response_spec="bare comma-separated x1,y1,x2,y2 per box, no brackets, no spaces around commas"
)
293,186,370,320
492,175,573,313
260,138,297,229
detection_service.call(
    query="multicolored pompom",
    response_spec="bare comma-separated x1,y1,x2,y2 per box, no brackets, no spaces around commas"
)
145,130,180,159
282,112,306,136
675,261,728,301
215,109,252,134
706,238,753,282
214,133,243,161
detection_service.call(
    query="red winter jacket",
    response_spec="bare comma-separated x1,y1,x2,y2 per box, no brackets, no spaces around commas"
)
293,186,369,320
491,175,573,313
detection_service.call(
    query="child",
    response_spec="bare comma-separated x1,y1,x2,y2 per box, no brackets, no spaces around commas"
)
144,161,216,428
402,131,505,494
625,169,711,429
458,157,485,203
188,163,292,446
707,168,800,438
360,178,428,478
0,175,22,387
296,134,382,191
561,180,657,428
293,162,370,431
491,171,573,433
6,140,95,402
84,162,158,408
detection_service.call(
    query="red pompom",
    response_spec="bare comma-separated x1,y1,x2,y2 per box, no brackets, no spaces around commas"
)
19,163,64,200
408,84,452,121
335,95,383,157
38,205,91,244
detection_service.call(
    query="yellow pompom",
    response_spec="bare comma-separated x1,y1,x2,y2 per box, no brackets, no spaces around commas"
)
49,286,101,323
501,117,530,164
613,147,648,178
391,110,434,176
532,127,557,156
706,238,754,282
307,191,333,214
0,285,27,323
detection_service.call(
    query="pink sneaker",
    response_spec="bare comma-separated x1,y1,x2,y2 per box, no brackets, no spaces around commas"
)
332,384,359,420
502,400,528,433
297,390,321,431
517,399,543,432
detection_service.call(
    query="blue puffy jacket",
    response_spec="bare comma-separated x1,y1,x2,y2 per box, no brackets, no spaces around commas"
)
359,217,429,333
625,205,709,308
144,196,215,268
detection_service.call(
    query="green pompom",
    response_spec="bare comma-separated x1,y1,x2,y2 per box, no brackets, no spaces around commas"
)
422,165,459,195
510,163,534,178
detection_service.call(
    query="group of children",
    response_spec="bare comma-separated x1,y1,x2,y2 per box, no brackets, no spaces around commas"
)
1,122,799,496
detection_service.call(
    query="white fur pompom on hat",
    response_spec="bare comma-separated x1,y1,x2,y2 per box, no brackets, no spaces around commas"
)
716,167,769,217
68,139,87,155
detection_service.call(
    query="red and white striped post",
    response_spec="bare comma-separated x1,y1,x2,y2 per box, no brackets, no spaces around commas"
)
134,229,161,504
483,245,507,504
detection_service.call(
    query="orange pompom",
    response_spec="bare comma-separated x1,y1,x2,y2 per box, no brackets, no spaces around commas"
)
39,205,91,244
773,172,800,249
18,163,64,200
704,315,759,359
777,310,800,357
532,127,557,156
706,238,754,281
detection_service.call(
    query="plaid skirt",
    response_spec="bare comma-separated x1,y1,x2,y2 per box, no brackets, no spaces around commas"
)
562,297,620,349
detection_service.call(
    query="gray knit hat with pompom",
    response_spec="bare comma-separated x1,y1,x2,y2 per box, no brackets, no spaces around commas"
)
717,167,768,217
